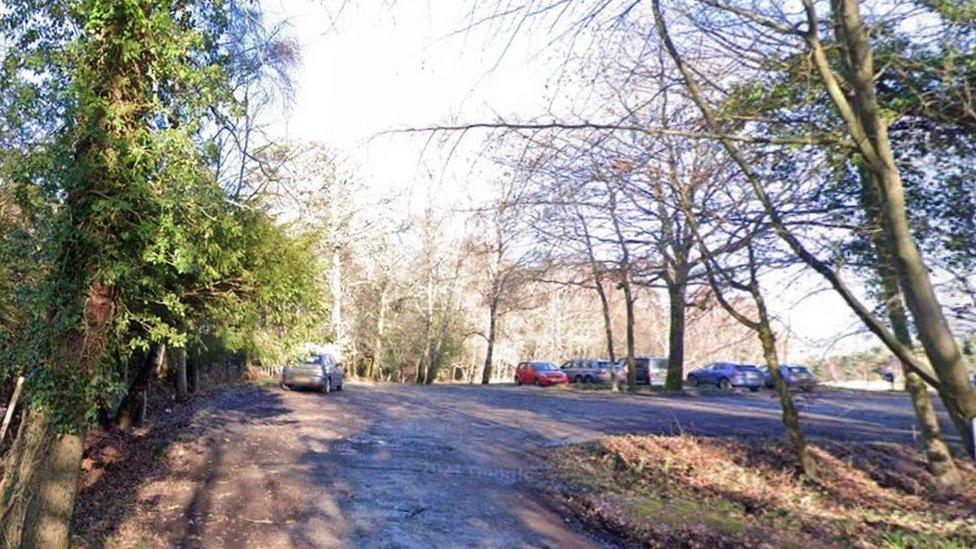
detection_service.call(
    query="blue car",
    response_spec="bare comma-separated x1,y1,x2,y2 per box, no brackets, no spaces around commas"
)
687,362,763,391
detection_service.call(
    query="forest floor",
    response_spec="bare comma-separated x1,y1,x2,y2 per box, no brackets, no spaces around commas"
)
549,435,976,547
70,381,971,547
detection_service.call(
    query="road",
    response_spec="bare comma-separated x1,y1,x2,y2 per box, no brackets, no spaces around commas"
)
104,382,954,548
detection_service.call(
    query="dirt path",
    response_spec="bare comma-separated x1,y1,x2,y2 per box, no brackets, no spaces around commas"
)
96,382,953,547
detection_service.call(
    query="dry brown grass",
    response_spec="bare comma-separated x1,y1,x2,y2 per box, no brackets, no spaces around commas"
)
548,435,976,548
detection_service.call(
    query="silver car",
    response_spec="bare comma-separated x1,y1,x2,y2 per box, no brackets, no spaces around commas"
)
560,359,614,383
282,353,344,393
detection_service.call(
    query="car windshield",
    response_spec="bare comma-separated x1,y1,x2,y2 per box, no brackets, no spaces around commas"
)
596,361,610,368
533,362,556,371
786,366,810,374
733,365,759,372
301,355,321,365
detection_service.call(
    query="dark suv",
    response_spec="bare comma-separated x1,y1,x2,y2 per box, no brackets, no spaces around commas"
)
761,365,817,392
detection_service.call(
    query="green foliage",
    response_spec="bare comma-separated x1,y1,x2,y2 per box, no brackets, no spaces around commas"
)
201,210,328,366
0,0,324,432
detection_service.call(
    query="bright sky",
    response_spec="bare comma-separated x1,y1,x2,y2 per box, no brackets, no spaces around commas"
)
260,0,876,360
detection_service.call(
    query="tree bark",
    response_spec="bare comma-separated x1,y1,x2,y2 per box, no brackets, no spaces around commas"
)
188,351,200,394
753,288,816,478
621,269,637,390
595,276,619,391
116,345,165,430
481,302,498,385
817,0,976,455
414,356,425,385
664,279,687,391
654,0,974,455
417,270,435,385
175,346,189,401
879,247,959,482
370,288,387,380
757,320,816,478
0,409,85,549
860,167,960,484
578,209,618,390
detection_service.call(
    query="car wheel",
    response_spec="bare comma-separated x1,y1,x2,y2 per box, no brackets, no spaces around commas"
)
516,377,522,386
584,375,593,384
337,382,343,392
718,378,731,390
749,386,759,392
690,376,699,387
322,377,332,394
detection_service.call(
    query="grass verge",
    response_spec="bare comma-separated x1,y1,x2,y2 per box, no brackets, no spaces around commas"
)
547,435,976,548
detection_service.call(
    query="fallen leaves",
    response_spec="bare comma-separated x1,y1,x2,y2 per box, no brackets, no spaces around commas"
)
547,434,976,548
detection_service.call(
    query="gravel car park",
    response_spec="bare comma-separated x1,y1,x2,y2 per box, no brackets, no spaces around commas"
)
101,383,959,547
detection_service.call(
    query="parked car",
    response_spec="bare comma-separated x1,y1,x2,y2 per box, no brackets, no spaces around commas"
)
282,353,344,393
560,359,614,383
614,356,668,386
687,362,763,391
515,361,569,387
761,365,817,391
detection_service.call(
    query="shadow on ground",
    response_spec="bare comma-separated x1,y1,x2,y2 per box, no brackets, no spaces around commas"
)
73,381,965,547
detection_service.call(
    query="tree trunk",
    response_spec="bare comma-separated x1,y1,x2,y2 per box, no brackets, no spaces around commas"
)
826,0,976,456
370,289,387,380
417,272,435,385
482,303,498,385
861,168,960,484
621,269,637,390
116,345,165,430
879,258,959,484
874,149,976,455
414,356,425,385
428,306,453,385
664,279,687,391
754,290,816,478
175,346,189,401
0,409,85,549
427,329,446,385
188,351,200,394
594,274,619,391
329,249,344,356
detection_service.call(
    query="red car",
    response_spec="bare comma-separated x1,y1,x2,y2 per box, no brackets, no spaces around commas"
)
515,361,569,387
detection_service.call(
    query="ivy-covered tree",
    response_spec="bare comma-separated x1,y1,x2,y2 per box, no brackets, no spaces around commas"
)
0,0,324,544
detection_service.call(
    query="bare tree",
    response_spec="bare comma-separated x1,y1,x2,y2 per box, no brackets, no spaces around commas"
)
652,0,976,464
472,181,541,384
681,172,817,477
